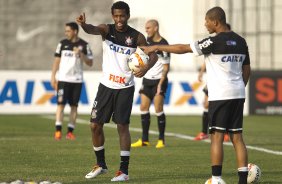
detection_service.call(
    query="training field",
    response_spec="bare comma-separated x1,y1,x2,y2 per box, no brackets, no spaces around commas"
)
0,115,281,184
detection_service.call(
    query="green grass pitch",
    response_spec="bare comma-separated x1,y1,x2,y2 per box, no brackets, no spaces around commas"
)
0,115,281,183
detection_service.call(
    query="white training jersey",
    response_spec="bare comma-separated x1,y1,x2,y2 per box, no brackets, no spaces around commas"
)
100,24,141,89
54,38,93,83
191,31,250,101
144,38,170,79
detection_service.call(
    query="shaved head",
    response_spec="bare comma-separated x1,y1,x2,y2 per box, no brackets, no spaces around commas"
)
145,19,162,41
206,6,226,24
146,19,159,28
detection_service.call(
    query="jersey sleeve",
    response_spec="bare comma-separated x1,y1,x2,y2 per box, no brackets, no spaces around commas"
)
190,37,215,56
161,51,170,64
84,43,94,60
160,39,170,64
54,42,62,57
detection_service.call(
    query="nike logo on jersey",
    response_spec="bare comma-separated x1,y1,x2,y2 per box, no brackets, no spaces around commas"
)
16,25,47,42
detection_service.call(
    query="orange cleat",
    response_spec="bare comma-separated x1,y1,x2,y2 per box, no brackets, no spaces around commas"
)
224,133,230,142
194,132,209,140
66,132,76,140
54,131,62,140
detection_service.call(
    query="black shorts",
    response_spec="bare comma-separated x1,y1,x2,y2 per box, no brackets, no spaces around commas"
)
57,81,82,106
208,99,245,133
90,83,135,124
139,78,168,101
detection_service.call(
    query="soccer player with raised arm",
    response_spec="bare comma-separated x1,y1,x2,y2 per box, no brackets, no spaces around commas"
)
141,7,251,184
76,1,157,182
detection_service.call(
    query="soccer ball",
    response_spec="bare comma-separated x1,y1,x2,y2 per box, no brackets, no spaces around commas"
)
247,163,261,183
127,48,149,72
204,177,226,184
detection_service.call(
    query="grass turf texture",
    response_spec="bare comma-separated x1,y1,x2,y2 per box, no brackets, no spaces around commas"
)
0,115,281,183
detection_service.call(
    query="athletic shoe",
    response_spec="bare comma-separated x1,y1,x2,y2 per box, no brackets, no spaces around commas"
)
155,139,165,148
194,132,209,140
54,131,62,140
66,132,75,140
205,177,226,184
131,139,150,147
111,170,129,182
85,165,108,179
224,134,230,142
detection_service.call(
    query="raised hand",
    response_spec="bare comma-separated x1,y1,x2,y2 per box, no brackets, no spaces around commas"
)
76,13,86,25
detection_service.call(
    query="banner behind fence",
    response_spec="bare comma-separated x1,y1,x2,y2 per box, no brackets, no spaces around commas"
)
249,71,282,115
0,71,250,115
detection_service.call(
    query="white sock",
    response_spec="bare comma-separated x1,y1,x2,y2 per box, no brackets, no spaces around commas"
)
212,176,222,184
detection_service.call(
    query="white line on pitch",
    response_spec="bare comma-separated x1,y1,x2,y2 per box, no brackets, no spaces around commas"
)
43,115,282,156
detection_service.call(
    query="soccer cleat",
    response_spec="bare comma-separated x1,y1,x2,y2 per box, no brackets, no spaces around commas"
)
155,139,165,148
111,170,129,182
223,134,230,142
85,165,108,179
54,131,62,140
194,132,209,140
66,132,75,140
131,139,150,147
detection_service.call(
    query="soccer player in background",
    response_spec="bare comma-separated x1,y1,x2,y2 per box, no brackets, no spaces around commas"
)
51,22,93,141
141,7,251,184
193,62,209,141
131,19,170,149
76,1,158,182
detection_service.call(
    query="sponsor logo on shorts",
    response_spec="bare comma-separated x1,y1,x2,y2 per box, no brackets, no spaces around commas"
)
91,108,97,119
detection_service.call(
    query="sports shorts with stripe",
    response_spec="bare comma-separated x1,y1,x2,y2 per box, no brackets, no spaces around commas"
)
139,78,168,100
57,81,82,106
90,83,134,124
208,98,245,133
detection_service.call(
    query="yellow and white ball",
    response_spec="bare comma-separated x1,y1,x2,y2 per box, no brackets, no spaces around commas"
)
127,49,149,72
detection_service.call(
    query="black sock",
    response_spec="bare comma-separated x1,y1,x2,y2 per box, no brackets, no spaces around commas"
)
94,149,107,169
212,165,222,176
56,125,62,131
238,171,248,184
202,111,208,134
67,127,74,133
120,156,129,174
141,113,150,142
157,113,166,141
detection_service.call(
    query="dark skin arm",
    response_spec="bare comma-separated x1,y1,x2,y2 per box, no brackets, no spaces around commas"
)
141,44,192,55
76,12,108,39
142,43,251,87
242,64,251,86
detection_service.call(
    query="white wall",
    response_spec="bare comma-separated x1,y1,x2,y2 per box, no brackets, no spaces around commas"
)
116,0,197,72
